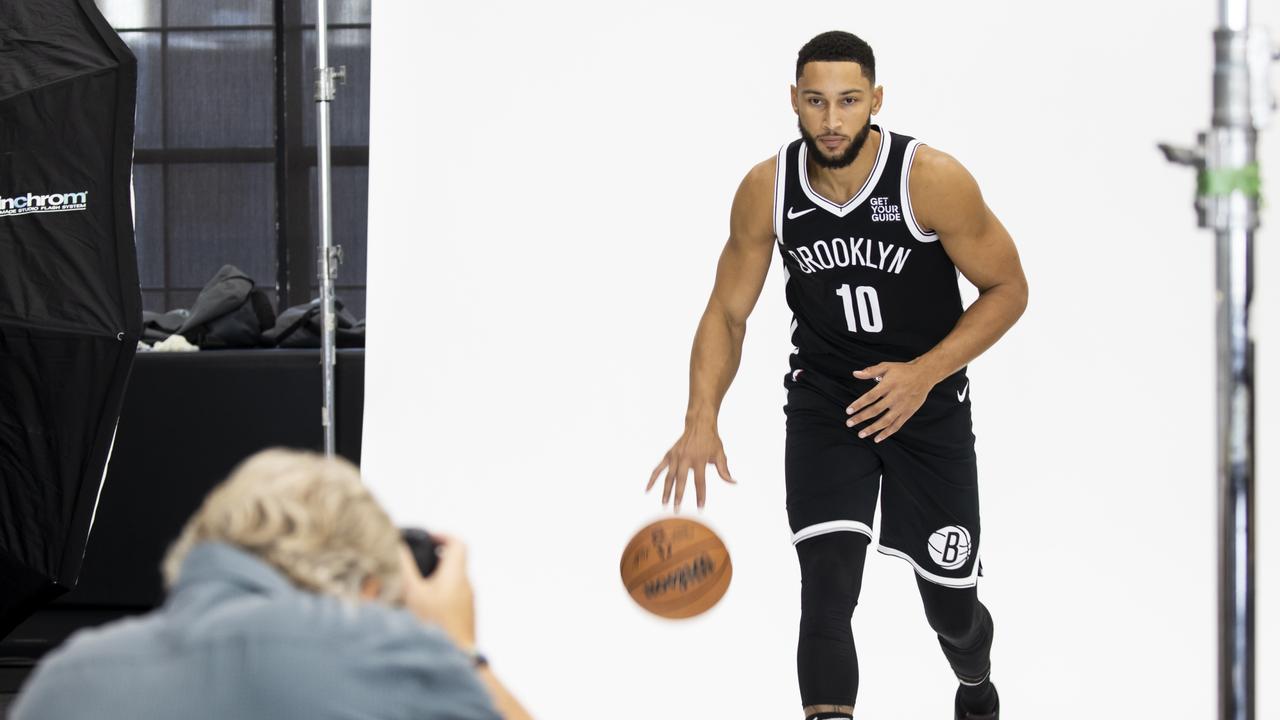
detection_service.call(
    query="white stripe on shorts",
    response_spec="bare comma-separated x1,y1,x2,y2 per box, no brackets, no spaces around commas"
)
876,544,981,588
791,519,873,545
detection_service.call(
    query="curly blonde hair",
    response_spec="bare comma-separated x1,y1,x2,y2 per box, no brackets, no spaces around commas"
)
162,448,403,604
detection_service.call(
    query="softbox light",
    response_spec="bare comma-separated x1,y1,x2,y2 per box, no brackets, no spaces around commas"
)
0,0,139,637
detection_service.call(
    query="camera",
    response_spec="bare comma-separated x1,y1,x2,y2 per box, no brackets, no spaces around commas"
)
401,527,440,578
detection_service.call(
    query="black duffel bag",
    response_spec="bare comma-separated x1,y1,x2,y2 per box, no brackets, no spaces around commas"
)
177,265,276,349
263,297,365,348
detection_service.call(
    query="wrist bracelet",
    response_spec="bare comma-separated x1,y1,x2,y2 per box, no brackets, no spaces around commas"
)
468,648,489,669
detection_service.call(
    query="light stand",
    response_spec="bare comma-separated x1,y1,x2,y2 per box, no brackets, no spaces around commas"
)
1161,2,1275,718
314,0,345,456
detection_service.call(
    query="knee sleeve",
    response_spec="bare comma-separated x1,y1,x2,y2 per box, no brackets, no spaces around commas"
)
916,576,994,682
798,532,868,634
795,532,870,707
917,579,987,645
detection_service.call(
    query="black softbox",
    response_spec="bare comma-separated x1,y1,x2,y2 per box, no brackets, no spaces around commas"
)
0,1,139,637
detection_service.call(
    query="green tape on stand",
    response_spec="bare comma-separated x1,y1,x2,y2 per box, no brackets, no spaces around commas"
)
1199,164,1262,198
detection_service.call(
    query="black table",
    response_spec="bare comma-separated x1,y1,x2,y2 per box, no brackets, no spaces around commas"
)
1,348,365,697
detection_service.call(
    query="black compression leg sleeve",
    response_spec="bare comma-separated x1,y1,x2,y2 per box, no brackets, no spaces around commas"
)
915,576,996,710
795,532,870,709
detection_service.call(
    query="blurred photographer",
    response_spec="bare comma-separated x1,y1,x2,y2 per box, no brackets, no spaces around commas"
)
11,449,532,720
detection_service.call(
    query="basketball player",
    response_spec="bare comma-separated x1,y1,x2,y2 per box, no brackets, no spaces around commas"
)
646,32,1027,720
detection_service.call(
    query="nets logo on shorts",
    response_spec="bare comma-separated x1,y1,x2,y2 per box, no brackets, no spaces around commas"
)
927,525,971,569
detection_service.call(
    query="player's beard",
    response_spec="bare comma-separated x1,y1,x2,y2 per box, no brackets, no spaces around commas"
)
799,118,873,169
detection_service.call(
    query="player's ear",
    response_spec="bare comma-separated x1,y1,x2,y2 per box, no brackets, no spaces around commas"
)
790,84,799,114
872,85,884,115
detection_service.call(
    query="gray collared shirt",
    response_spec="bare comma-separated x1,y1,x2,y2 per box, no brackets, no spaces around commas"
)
10,542,501,720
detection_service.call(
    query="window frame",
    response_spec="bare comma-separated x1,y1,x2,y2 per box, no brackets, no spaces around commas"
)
110,0,370,314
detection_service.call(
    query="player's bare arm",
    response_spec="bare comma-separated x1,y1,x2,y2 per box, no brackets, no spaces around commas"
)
645,156,777,512
846,146,1028,442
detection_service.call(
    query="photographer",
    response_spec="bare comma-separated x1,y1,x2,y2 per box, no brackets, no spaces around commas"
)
10,449,533,720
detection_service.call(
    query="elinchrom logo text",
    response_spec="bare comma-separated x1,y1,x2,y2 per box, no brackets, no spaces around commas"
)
0,190,89,217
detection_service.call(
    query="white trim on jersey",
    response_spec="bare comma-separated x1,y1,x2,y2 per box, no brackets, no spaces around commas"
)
901,139,940,243
773,143,788,245
791,519,873,545
876,544,981,588
797,125,892,218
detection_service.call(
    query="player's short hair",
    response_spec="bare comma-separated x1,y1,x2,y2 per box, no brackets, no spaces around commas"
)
796,31,875,84
162,448,404,605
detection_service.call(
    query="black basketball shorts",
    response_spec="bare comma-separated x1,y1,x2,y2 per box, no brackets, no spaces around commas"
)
783,369,983,588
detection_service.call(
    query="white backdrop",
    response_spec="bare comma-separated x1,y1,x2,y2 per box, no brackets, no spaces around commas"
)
362,2,1279,718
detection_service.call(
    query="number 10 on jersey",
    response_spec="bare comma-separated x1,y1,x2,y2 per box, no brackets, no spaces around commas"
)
835,284,883,333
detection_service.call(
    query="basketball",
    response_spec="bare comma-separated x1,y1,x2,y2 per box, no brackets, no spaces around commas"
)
619,517,732,619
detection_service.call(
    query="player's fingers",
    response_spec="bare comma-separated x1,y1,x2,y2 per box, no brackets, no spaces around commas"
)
846,387,887,416
714,451,735,484
857,411,897,439
874,416,907,444
647,455,670,492
693,464,707,510
852,363,889,380
847,394,890,426
673,463,688,513
661,465,676,505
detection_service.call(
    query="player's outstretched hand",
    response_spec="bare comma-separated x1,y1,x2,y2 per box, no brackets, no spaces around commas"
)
646,425,736,513
848,361,937,442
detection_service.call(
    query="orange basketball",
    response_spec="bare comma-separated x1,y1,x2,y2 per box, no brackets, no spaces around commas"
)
619,517,732,619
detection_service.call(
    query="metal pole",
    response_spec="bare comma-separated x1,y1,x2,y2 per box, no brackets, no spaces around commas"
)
314,0,345,456
1210,4,1262,718
1215,222,1254,720
1161,2,1273,719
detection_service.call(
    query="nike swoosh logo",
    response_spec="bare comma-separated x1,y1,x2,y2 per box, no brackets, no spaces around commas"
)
787,206,816,220
957,382,970,402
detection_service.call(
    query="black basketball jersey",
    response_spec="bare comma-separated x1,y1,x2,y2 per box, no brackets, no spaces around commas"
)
773,126,965,388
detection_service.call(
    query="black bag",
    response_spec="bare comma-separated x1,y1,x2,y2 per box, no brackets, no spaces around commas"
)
263,297,365,348
140,308,190,343
177,265,276,349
